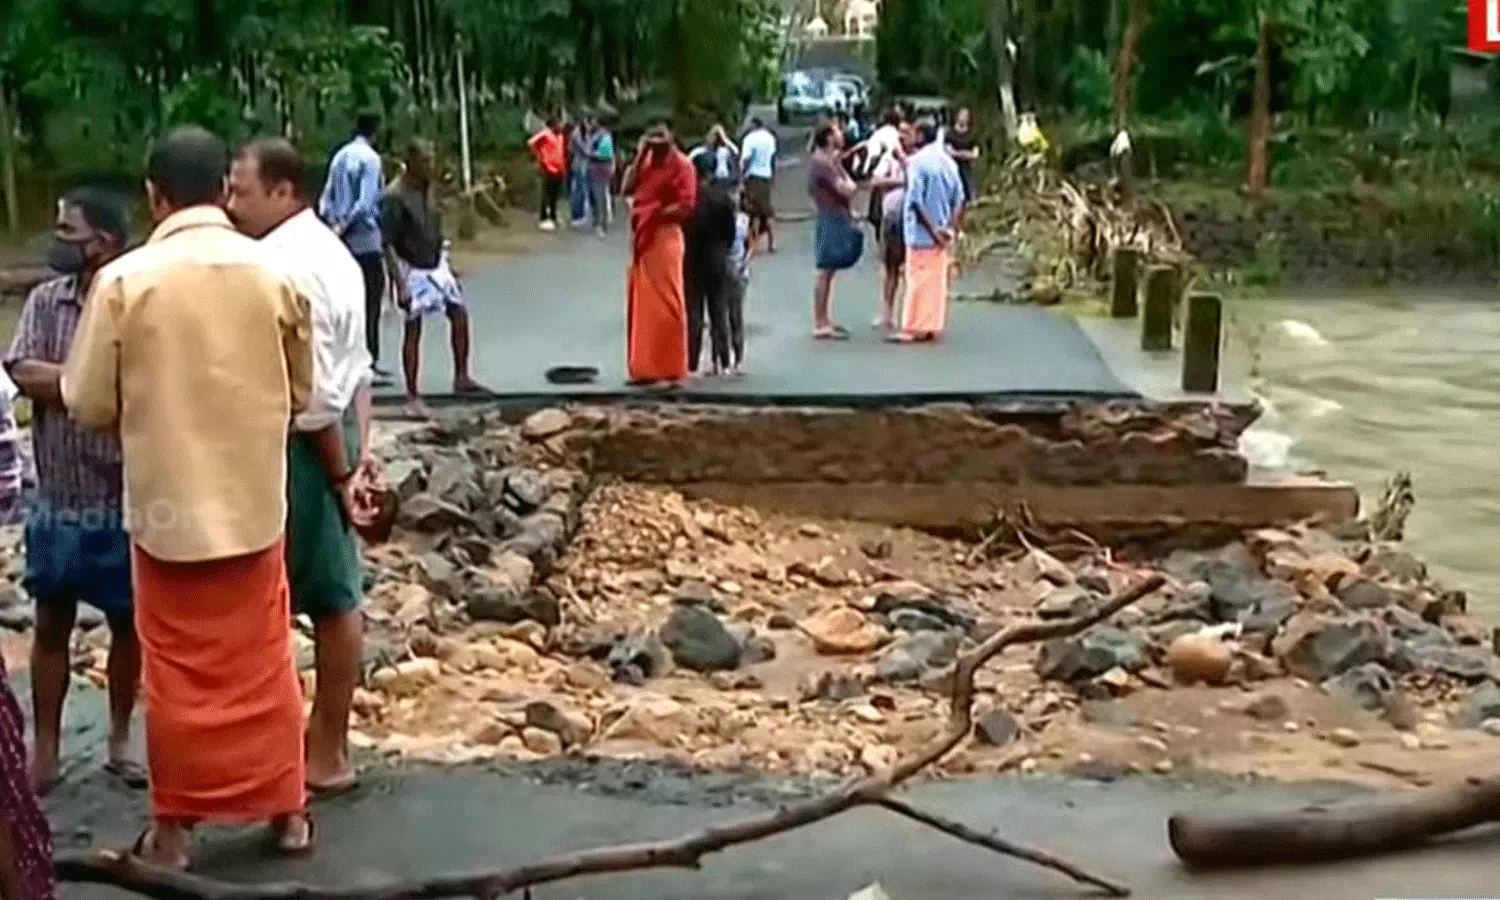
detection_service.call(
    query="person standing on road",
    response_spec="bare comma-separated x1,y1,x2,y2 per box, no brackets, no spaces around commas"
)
808,122,860,340
0,652,54,900
726,192,754,376
891,118,965,344
319,111,391,387
621,120,696,387
226,137,376,802
740,117,778,253
567,119,591,228
63,125,314,867
869,122,914,333
683,151,738,376
585,114,616,236
528,117,567,231
689,125,739,189
5,189,143,797
945,107,981,232
383,140,485,420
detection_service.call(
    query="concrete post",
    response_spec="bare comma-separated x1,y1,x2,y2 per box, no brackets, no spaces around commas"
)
1110,246,1140,318
1181,291,1223,393
1141,264,1179,352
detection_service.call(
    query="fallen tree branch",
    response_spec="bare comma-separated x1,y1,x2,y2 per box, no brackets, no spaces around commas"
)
58,575,1165,900
1168,774,1500,870
876,797,1129,897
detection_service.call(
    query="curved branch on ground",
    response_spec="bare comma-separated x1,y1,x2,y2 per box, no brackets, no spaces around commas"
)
56,575,1164,900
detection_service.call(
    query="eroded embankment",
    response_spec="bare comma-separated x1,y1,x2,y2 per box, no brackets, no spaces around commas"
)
17,402,1496,791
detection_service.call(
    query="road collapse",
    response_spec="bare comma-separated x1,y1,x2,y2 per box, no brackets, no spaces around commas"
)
43,402,1500,896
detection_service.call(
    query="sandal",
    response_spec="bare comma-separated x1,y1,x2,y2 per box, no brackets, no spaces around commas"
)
270,812,316,858
306,776,360,801
126,824,190,870
104,758,149,790
813,325,850,341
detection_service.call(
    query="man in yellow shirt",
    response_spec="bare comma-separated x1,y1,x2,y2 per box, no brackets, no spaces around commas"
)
62,125,316,868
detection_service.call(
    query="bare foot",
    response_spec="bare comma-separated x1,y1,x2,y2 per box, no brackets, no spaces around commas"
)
30,751,60,796
403,398,431,420
452,377,487,395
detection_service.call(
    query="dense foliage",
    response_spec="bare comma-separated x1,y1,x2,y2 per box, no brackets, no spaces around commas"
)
878,0,1475,125
0,0,782,221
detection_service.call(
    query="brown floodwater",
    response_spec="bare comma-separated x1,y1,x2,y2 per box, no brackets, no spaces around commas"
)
1231,288,1500,618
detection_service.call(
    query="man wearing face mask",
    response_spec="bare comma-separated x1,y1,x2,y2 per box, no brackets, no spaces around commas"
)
4,188,142,797
621,120,696,386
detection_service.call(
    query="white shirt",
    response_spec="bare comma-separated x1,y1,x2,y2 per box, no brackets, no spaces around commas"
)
742,128,778,179
866,125,902,164
872,152,908,221
262,208,372,433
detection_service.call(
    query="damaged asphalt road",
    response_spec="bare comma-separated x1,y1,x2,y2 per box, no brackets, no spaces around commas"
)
32,678,1500,900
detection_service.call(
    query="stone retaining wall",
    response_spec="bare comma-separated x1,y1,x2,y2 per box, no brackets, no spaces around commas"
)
571,402,1259,487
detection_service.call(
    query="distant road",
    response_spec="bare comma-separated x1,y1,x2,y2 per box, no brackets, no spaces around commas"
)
784,35,875,81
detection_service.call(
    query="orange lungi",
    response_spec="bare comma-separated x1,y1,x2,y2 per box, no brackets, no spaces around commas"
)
901,246,951,336
626,225,689,383
133,538,305,822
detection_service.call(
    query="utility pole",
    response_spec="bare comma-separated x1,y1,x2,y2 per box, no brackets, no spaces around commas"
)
455,37,477,239
457,39,473,192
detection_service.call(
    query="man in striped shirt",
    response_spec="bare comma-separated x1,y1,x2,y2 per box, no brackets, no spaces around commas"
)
4,188,141,795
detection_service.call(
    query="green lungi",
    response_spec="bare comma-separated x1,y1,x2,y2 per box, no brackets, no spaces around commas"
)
286,406,362,620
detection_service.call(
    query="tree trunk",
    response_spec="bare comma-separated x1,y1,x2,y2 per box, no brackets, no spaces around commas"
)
0,86,18,235
600,13,620,102
1017,0,1039,111
1110,0,1149,132
983,0,1017,143
1170,775,1500,870
1245,11,1271,202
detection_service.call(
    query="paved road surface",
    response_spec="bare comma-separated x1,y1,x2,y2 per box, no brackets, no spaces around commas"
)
375,118,1135,405
47,760,1500,900
26,672,1500,900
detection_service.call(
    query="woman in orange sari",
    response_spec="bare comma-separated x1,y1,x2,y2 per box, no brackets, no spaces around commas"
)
622,122,697,386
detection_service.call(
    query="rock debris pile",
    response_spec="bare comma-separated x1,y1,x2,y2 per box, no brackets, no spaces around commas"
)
6,406,1499,788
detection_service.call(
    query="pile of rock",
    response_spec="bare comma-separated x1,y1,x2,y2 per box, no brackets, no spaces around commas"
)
14,405,1500,787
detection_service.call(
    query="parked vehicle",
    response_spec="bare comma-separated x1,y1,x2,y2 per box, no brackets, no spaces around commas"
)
778,72,827,123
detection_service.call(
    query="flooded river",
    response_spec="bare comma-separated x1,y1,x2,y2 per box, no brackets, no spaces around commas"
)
1232,289,1500,618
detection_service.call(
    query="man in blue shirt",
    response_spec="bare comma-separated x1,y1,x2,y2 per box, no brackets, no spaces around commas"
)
892,118,964,343
585,114,616,237
319,112,391,384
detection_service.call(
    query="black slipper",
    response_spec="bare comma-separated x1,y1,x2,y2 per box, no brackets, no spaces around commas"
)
105,759,149,790
306,777,360,801
546,365,600,385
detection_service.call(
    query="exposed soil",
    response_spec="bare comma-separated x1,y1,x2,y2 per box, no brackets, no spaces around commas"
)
8,408,1500,796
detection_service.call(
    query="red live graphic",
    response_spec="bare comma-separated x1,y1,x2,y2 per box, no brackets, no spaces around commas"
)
1472,0,1500,52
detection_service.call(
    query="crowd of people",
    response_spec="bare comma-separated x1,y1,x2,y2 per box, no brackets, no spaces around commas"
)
526,112,617,236
0,100,979,896
0,119,419,892
618,103,977,387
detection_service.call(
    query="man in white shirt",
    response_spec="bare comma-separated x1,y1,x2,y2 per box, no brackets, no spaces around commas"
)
227,137,373,799
739,118,779,252
864,108,904,173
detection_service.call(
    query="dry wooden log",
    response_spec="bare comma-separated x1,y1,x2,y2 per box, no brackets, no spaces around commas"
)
57,575,1165,900
1168,774,1500,870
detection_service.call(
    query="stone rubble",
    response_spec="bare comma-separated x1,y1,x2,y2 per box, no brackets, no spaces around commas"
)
1,406,1498,788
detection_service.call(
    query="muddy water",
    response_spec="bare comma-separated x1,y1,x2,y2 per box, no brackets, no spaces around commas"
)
1232,289,1500,617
